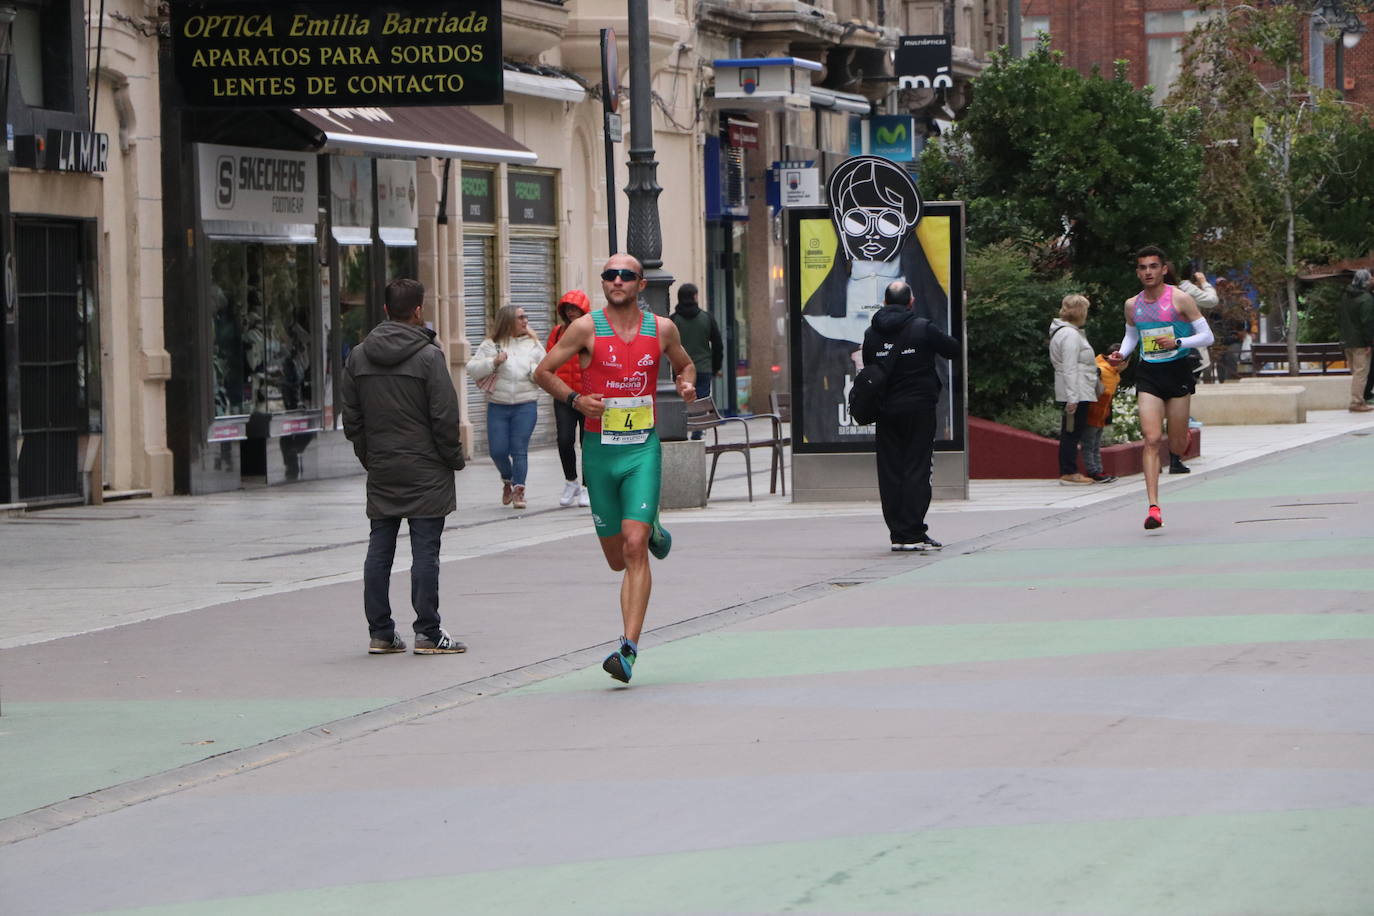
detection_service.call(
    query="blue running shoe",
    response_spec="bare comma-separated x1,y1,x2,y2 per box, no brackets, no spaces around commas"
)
648,519,672,560
603,637,637,683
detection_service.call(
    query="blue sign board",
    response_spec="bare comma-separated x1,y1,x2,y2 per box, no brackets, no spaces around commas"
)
870,115,916,162
847,116,865,156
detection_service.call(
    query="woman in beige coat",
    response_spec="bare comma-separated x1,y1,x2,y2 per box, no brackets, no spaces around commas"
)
1048,294,1100,484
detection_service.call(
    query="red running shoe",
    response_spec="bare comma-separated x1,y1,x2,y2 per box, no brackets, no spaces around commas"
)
1144,505,1163,530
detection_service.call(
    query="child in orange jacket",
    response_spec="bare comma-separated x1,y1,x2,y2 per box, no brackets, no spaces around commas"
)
1083,354,1122,483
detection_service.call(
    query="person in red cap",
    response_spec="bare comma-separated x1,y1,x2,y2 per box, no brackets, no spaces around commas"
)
548,290,592,506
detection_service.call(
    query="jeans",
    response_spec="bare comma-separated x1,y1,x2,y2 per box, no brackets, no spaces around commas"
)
1081,424,1104,476
553,398,585,481
363,516,445,642
487,400,538,485
689,374,713,440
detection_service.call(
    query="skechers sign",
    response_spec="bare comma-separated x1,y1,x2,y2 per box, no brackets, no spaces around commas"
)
170,0,502,108
196,144,318,224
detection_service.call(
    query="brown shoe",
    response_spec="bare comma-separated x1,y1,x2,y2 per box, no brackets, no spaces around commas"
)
511,484,527,509
1349,404,1373,413
502,481,513,505
1058,473,1094,485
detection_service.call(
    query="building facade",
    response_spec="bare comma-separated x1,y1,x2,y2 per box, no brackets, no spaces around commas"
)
10,0,1013,504
1021,0,1373,108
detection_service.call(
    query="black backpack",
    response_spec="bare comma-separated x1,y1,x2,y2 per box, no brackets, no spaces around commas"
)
848,320,918,426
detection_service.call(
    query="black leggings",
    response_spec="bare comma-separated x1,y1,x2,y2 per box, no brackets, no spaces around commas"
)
553,399,585,482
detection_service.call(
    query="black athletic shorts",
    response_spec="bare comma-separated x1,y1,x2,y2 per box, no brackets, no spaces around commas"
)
1135,356,1197,401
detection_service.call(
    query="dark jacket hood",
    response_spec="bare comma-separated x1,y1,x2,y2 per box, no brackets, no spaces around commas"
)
871,305,916,336
675,301,702,319
362,320,436,367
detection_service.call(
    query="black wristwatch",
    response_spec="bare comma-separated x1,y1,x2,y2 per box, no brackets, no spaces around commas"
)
567,391,580,408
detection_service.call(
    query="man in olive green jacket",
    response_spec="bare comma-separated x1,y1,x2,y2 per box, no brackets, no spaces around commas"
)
1338,269,1374,412
341,278,467,655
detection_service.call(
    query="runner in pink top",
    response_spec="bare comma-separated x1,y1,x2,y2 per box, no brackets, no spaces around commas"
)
1108,245,1212,530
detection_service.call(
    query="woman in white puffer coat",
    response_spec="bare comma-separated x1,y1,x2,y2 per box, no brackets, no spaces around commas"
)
468,305,546,508
1048,294,1101,485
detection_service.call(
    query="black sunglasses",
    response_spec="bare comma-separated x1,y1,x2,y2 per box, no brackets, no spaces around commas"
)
601,268,641,283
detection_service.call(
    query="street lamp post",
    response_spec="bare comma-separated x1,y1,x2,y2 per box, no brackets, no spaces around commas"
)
1335,15,1366,99
0,4,17,505
624,0,684,439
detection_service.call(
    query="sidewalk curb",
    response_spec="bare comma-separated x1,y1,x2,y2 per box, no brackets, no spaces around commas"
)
1,428,1359,848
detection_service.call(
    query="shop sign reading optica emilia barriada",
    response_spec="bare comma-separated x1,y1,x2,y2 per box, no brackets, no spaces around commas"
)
170,0,503,108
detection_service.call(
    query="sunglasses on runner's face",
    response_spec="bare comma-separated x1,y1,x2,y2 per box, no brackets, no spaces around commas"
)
601,268,641,283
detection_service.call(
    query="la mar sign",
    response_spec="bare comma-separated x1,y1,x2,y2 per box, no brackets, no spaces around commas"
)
170,0,503,108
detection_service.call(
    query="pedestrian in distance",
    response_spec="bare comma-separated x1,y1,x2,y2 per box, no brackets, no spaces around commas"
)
547,290,593,506
1049,294,1100,486
1083,352,1122,484
863,280,961,552
340,278,467,656
1337,269,1374,413
468,305,546,509
669,283,723,440
534,254,697,685
1107,245,1214,530
1166,261,1219,385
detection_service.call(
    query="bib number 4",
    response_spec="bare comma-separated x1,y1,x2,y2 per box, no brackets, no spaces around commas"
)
602,396,654,445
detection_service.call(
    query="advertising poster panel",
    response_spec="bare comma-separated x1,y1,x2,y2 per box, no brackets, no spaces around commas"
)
788,161,964,454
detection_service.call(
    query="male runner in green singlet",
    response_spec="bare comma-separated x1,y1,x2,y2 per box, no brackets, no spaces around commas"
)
535,254,696,683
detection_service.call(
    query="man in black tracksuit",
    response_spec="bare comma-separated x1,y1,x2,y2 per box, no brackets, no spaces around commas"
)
862,280,961,552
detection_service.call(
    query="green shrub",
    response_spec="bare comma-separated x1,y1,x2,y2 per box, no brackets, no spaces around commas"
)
1104,388,1143,444
993,385,1143,445
966,242,1081,418
990,401,1061,439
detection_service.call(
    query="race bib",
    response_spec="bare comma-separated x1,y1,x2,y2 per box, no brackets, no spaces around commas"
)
601,395,654,445
1140,326,1177,362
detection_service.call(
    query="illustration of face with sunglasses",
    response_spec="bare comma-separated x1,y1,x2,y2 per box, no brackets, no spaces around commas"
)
827,156,923,264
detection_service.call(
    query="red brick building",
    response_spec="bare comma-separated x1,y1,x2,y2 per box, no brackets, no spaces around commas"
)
1020,0,1374,109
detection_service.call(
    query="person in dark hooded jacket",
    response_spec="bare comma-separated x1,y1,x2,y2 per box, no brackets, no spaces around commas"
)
670,283,723,440
341,278,467,656
861,280,961,552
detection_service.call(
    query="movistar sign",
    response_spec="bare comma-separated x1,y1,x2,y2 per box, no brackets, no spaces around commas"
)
870,115,916,162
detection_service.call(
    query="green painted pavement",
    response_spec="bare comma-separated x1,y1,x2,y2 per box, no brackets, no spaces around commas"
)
516,614,1374,694
898,538,1374,585
0,698,393,820
104,806,1374,915
1172,434,1374,503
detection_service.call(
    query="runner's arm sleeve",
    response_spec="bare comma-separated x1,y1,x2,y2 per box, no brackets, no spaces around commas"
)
1118,324,1139,357
1177,318,1215,350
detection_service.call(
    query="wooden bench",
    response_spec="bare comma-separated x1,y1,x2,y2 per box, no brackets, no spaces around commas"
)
685,396,786,501
1250,342,1349,376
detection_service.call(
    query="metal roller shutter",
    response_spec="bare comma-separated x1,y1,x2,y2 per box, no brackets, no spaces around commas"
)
508,237,557,448
462,236,493,456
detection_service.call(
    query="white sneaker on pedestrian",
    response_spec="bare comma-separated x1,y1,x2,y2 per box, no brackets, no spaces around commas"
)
578,487,591,507
559,480,580,507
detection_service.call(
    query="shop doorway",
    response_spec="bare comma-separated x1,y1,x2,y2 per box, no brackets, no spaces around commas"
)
15,219,97,503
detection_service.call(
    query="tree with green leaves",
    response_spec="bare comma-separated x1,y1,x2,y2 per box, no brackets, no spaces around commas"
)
919,40,1202,307
918,40,1202,415
1168,0,1374,372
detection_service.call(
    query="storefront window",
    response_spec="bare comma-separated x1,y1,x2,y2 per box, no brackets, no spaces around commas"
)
338,244,371,366
386,246,418,284
210,240,315,418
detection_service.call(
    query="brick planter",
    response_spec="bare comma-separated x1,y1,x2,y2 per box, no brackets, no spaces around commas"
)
968,417,1201,479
